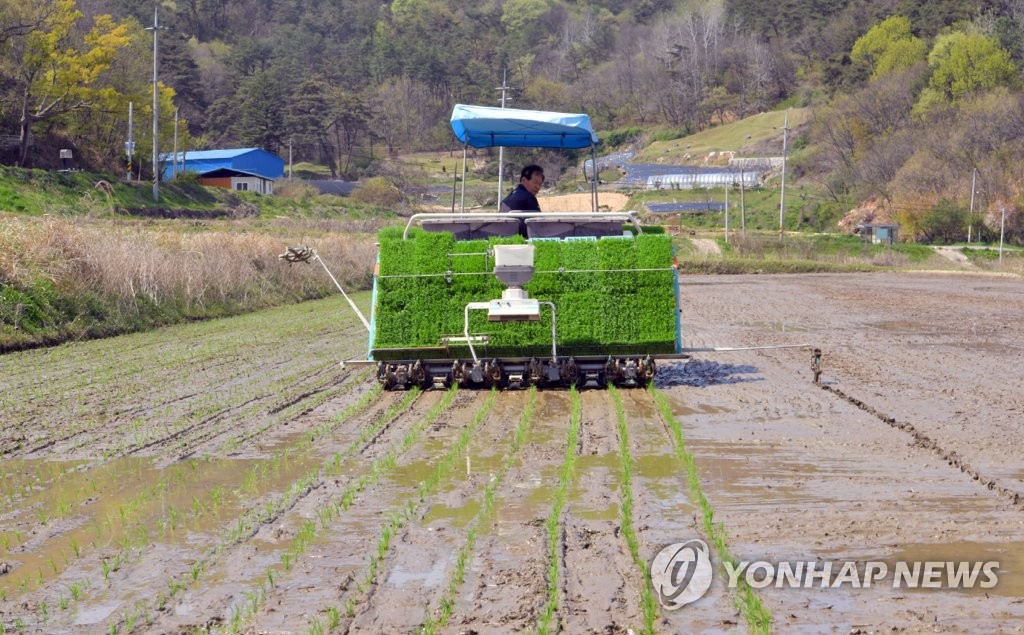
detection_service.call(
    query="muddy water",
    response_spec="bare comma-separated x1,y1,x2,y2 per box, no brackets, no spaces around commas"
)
0,454,308,595
342,393,525,634
0,441,362,621
558,391,647,634
668,272,1024,632
829,540,1024,598
3,386,403,631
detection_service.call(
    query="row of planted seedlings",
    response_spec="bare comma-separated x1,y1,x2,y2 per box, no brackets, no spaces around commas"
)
66,340,351,460
198,386,474,634
1,334,263,459
0,295,365,459
99,384,425,634
535,387,583,635
416,389,541,634
412,387,650,635
0,372,362,606
648,386,773,633
0,371,389,632
608,386,659,635
0,287,362,404
0,316,255,430
0,365,372,589
0,382,384,630
151,322,374,459
3,313,366,507
101,385,451,634
0,352,367,539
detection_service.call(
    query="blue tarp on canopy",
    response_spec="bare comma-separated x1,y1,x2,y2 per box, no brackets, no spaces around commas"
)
450,104,598,149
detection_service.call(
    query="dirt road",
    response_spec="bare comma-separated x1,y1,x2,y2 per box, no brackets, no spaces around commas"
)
1,271,1022,633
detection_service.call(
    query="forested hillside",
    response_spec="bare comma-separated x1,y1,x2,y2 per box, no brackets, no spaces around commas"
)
2,0,1024,238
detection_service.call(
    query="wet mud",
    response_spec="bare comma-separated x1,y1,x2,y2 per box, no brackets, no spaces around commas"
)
3,273,1023,632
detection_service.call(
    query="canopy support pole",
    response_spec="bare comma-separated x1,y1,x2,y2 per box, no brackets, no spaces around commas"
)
590,145,599,213
450,156,458,213
461,144,468,214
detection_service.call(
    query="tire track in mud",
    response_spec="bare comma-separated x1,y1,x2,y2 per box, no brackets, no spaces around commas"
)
819,383,1024,510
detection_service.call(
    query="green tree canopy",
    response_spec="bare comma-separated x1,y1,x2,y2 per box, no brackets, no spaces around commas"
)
236,70,285,152
851,15,927,79
4,0,132,165
915,31,1017,113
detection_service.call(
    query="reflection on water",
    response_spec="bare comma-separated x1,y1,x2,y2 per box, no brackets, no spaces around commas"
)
0,449,324,598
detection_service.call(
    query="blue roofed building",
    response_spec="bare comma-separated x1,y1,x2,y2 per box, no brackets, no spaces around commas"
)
161,148,284,194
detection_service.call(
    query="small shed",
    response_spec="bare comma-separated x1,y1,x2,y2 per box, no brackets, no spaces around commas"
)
856,222,899,245
162,148,284,194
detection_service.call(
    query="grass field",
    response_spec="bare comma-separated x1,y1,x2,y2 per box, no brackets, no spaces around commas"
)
634,109,812,163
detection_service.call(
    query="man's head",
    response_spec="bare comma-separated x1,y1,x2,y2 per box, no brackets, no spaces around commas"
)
520,164,544,195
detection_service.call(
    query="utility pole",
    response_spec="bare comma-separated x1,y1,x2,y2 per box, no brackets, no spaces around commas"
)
740,169,746,239
172,108,179,179
145,4,161,202
724,180,730,243
126,101,134,182
496,69,513,205
778,109,790,243
968,168,977,243
999,205,1006,264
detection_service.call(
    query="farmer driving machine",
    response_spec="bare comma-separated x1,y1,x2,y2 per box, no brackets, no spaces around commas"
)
346,105,689,389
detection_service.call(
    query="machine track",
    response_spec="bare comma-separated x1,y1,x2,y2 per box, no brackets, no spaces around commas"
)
819,383,1024,509
375,354,658,390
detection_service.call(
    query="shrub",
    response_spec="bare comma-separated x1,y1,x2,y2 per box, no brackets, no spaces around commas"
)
602,127,644,148
350,177,403,207
650,126,692,142
0,216,377,350
273,179,322,200
920,199,967,244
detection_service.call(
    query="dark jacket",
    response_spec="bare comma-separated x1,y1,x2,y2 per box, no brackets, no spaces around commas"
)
500,184,540,212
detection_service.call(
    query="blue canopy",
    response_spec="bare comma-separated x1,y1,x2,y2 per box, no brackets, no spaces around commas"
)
450,104,599,149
